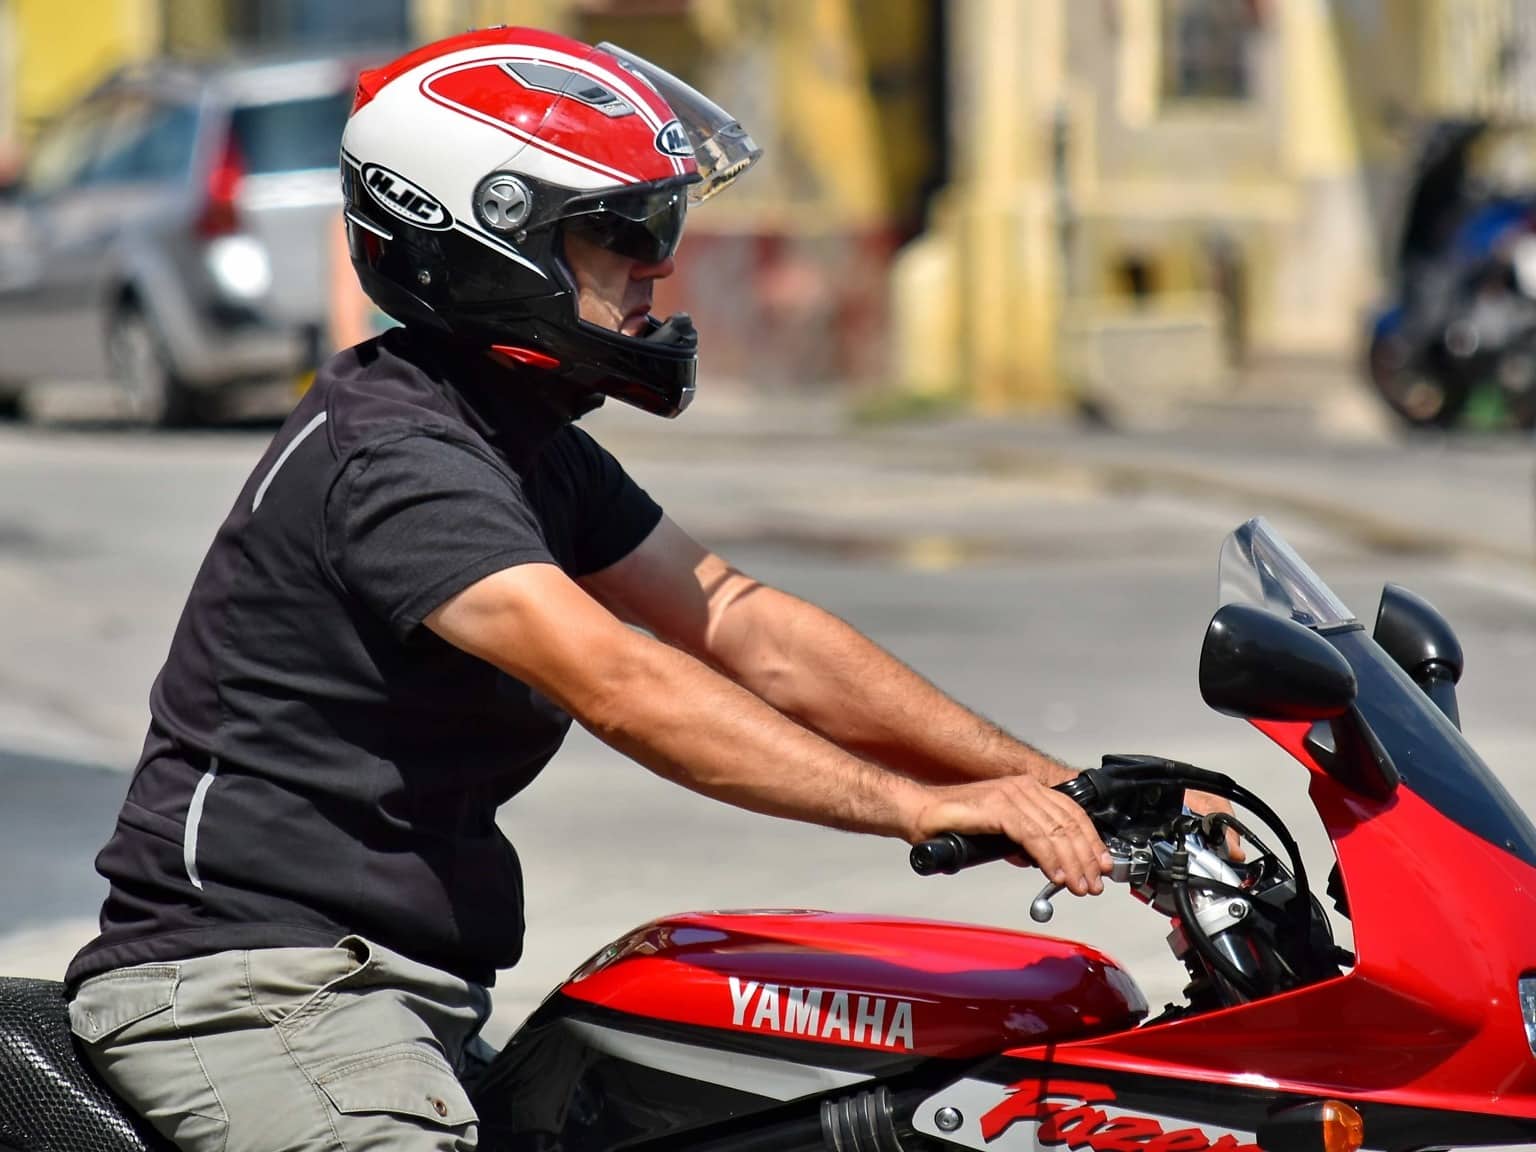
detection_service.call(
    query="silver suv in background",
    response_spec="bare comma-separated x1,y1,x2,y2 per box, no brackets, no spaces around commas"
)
0,53,372,424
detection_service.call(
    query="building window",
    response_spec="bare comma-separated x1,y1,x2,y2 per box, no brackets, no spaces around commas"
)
1161,0,1262,102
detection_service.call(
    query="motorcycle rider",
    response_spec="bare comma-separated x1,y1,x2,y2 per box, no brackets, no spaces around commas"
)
64,28,1121,1152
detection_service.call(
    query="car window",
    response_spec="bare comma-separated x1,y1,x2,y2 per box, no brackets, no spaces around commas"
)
230,90,352,174
85,98,200,185
24,99,113,196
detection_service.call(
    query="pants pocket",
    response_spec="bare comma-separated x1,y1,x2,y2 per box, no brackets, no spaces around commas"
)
316,1044,477,1151
68,965,229,1152
247,936,374,1030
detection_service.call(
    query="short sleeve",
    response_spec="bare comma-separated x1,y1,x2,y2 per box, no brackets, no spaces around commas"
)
325,433,556,639
554,427,664,576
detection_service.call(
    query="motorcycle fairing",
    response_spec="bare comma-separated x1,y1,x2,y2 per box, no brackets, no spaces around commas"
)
980,766,1536,1128
962,671,1536,1149
913,1058,1536,1151
554,911,1147,1059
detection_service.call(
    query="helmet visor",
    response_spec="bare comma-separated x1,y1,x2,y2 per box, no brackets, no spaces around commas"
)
598,42,762,203
561,183,688,263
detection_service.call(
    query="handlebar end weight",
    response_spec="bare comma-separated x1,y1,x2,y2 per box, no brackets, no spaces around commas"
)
910,837,959,876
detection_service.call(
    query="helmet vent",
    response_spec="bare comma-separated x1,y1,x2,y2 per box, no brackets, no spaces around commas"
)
475,174,533,234
501,60,635,118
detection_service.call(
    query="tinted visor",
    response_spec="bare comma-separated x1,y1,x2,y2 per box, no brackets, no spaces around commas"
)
561,184,688,264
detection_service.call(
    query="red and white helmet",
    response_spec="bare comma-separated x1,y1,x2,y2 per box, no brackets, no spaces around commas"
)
340,27,760,416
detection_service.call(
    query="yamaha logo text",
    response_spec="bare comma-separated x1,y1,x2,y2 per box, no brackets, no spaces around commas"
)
362,163,451,230
729,977,915,1050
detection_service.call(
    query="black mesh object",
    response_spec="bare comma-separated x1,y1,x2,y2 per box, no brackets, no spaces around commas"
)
0,978,165,1152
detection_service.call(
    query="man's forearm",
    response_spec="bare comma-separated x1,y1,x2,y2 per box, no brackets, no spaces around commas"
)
707,583,1074,787
570,629,936,840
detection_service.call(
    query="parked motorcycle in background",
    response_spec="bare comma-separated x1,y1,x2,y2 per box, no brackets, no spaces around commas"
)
1368,119,1536,430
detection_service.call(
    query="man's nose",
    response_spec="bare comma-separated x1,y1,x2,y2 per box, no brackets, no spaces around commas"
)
630,255,676,281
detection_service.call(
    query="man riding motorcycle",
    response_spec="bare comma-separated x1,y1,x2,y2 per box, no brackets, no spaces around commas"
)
63,28,1128,1152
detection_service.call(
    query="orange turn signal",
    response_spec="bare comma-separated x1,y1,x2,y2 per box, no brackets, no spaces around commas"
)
1257,1097,1365,1152
1319,1099,1364,1152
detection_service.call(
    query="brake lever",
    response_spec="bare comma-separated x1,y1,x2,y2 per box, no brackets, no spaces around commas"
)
1028,837,1151,923
1030,880,1065,922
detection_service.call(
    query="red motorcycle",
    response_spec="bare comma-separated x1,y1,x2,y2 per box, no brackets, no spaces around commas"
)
5,517,1536,1152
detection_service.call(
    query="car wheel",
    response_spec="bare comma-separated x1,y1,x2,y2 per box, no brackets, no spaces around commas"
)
106,306,195,426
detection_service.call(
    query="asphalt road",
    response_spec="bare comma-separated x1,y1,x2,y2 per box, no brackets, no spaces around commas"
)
2,412,1534,1043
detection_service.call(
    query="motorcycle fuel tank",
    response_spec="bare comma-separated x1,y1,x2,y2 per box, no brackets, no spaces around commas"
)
472,911,1147,1151
561,910,1146,1058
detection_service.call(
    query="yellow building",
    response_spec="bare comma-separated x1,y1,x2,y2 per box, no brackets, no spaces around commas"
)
896,0,1536,415
1,0,158,151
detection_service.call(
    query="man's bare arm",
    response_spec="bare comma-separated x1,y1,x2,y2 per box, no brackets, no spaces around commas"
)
428,562,1110,893
582,517,1074,787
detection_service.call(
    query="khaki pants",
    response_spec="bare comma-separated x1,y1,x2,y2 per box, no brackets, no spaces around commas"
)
67,937,497,1152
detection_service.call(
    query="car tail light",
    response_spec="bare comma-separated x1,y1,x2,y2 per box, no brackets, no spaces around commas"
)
196,132,245,238
1521,975,1536,1056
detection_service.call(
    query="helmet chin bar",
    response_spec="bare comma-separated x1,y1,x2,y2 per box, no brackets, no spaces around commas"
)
349,227,698,418
548,311,698,417
464,310,698,419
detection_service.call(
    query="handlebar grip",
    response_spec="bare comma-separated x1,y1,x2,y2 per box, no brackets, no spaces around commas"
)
910,832,1019,876
909,775,1102,877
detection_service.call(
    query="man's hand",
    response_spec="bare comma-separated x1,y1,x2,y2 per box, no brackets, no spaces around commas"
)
910,776,1113,896
1185,789,1245,862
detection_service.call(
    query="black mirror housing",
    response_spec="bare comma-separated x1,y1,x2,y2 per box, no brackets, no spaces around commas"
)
1374,583,1463,681
1200,603,1358,722
1373,583,1463,729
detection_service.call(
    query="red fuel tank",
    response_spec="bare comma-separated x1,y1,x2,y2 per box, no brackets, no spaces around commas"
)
559,910,1147,1059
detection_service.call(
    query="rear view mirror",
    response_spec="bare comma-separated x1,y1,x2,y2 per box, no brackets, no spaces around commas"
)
1200,603,1357,721
1374,583,1463,728
1202,604,1398,800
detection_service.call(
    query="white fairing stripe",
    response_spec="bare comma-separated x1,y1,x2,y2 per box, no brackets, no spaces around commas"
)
253,411,328,513
183,757,220,892
564,1019,871,1102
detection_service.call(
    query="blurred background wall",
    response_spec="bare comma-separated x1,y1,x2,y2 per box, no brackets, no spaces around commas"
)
4,0,1536,414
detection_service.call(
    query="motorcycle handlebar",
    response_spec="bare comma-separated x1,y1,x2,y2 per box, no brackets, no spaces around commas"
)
909,775,1100,877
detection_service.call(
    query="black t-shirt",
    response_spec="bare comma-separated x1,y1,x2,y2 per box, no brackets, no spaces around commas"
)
67,330,662,987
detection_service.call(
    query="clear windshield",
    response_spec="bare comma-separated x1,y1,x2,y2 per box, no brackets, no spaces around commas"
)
1217,518,1355,629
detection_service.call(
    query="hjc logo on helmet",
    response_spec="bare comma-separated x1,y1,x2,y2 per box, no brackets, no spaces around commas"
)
362,164,451,230
655,120,694,158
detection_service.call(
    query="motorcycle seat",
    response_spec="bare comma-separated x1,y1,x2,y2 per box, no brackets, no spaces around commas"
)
0,977,165,1152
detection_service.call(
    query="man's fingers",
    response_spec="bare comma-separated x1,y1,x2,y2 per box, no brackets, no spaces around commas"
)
912,776,1110,897
1034,785,1108,893
1000,782,1105,896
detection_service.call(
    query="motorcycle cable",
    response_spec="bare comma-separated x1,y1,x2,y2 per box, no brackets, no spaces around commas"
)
1142,764,1314,931
1167,842,1264,1002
